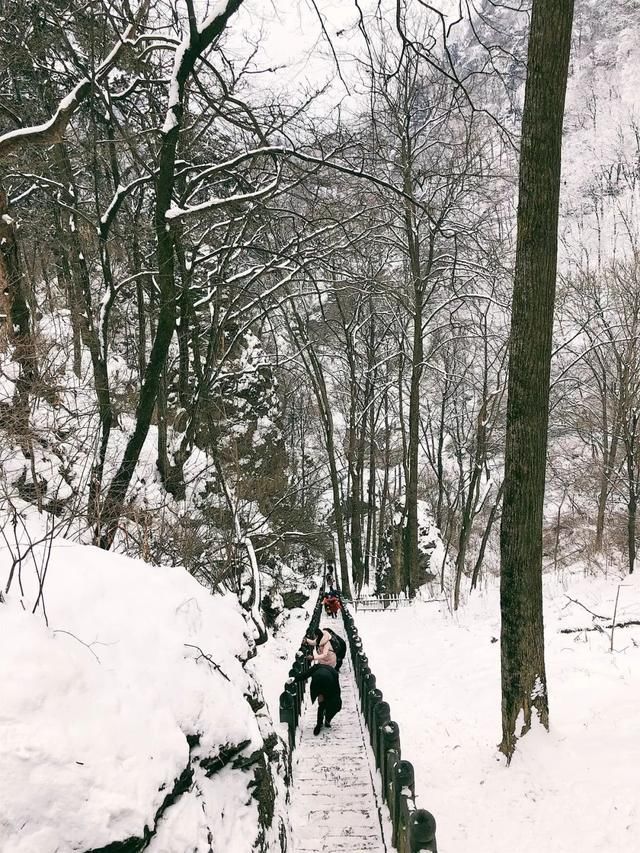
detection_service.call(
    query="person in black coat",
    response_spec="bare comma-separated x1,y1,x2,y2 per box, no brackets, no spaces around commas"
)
289,663,342,735
305,627,346,671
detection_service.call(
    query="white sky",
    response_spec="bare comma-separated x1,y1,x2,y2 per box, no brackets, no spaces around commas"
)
221,0,465,118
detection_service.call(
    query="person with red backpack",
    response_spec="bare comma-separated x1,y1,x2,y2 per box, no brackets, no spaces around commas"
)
323,592,341,618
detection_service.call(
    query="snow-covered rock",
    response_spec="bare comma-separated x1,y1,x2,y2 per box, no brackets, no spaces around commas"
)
0,520,290,852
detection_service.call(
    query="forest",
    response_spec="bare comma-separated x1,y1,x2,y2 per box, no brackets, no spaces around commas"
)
1,1,639,852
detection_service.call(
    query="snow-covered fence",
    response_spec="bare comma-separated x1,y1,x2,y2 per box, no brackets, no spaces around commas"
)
342,604,438,853
354,593,413,612
278,591,324,751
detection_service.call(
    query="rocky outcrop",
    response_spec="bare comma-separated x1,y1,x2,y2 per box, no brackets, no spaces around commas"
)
85,764,195,853
84,681,290,853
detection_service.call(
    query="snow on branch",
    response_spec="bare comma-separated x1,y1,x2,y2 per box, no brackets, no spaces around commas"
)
0,8,147,160
99,175,154,237
0,80,91,160
161,0,244,137
166,169,281,220
169,142,440,221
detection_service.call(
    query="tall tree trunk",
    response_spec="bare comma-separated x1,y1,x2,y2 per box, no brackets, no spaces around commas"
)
628,486,636,576
287,309,351,598
309,345,351,598
175,235,192,408
97,1,244,548
50,144,114,521
435,391,447,532
625,414,637,575
471,480,505,591
404,295,423,595
326,419,351,597
300,396,307,513
376,389,391,592
97,131,178,546
454,399,488,610
156,361,169,484
347,377,364,589
364,388,378,589
52,232,82,378
499,0,574,761
595,378,621,551
131,199,148,384
453,465,481,611
0,189,35,440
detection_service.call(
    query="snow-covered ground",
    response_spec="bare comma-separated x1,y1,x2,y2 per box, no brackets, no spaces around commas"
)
356,566,640,853
0,514,289,853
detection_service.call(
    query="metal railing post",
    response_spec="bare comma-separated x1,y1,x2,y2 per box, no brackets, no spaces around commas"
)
409,809,438,852
380,720,401,791
279,690,296,752
362,671,377,719
367,689,384,744
372,701,391,763
392,760,415,849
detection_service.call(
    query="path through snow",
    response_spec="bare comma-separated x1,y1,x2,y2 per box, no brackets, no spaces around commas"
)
290,613,390,852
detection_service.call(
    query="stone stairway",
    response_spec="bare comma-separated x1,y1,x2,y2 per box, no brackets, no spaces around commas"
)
289,614,390,853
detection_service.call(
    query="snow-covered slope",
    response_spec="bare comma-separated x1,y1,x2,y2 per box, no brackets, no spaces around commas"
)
0,513,290,853
357,566,640,853
561,0,640,264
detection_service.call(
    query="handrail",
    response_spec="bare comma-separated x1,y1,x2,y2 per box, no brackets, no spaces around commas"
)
342,603,438,853
354,594,413,611
278,590,437,851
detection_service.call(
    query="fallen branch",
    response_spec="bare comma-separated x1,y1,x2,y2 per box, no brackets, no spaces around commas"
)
184,643,230,681
562,594,609,621
560,620,640,634
53,629,102,662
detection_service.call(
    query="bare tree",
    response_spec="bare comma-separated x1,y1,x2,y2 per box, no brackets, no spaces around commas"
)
499,0,574,761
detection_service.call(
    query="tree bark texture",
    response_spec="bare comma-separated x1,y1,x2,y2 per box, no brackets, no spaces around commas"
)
624,414,637,575
0,190,36,440
499,0,574,760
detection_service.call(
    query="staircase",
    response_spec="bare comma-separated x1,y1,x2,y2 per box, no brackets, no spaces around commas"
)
290,613,389,852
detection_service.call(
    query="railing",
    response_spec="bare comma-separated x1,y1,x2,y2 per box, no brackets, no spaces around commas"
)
342,604,438,853
354,594,413,612
278,591,438,852
278,590,324,752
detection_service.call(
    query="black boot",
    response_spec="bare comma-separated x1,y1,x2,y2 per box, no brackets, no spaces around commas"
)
313,704,325,736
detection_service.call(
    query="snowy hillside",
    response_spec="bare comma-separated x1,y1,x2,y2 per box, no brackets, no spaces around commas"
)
562,0,640,263
0,512,290,853
1,0,640,850
357,565,640,853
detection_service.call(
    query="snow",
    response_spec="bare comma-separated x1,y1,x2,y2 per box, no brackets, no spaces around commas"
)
165,173,280,220
355,568,640,853
0,79,89,149
0,519,278,853
162,41,188,135
198,1,231,35
1,0,640,850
